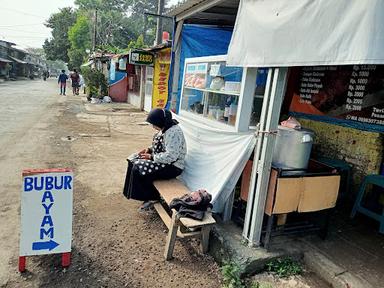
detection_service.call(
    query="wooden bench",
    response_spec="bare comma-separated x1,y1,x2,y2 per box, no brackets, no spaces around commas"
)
153,179,216,260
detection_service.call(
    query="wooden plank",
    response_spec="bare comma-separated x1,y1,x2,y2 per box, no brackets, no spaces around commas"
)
265,169,278,216
180,212,216,228
164,211,179,260
154,179,190,204
154,179,216,228
154,203,171,229
200,226,211,253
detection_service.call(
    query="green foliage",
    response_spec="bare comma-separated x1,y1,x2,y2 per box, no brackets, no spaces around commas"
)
127,34,147,50
43,7,77,62
221,262,245,288
68,14,92,69
68,15,91,50
81,67,108,99
45,0,174,64
266,258,303,278
249,282,273,288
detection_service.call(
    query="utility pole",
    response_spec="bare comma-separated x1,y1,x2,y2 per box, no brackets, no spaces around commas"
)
155,0,165,45
93,9,98,51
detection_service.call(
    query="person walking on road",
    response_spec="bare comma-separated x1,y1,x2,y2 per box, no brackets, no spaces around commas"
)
58,70,68,95
70,69,80,95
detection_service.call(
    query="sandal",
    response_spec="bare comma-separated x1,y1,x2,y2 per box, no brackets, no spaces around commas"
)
138,201,154,212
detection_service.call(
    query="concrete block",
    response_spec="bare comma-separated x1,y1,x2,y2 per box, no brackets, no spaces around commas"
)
209,222,302,276
304,251,374,288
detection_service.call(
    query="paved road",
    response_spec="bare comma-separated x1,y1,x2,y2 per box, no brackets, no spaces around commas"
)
0,79,62,285
0,80,222,288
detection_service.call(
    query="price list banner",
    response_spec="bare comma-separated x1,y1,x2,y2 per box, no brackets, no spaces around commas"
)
289,65,384,132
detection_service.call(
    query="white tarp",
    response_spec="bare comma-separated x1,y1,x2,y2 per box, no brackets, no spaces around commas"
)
175,114,257,213
227,0,384,67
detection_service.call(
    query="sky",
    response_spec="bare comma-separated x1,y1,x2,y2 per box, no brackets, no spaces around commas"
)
0,0,181,49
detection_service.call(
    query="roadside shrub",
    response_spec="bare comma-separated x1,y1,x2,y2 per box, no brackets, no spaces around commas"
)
81,67,108,99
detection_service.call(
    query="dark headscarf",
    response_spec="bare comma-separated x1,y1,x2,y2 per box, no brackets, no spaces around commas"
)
146,108,178,132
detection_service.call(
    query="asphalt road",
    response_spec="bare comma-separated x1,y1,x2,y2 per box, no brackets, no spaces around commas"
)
0,79,222,288
0,79,63,285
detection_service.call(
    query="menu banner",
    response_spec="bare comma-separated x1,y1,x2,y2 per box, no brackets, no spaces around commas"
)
289,65,384,131
152,57,169,109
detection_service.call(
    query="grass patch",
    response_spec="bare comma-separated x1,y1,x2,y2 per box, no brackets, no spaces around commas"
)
221,261,245,288
266,257,303,278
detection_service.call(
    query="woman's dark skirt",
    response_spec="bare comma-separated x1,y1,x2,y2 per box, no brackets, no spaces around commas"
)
123,160,183,201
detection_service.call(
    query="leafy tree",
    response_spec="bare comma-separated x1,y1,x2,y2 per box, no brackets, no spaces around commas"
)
43,7,77,62
127,34,146,50
68,14,92,69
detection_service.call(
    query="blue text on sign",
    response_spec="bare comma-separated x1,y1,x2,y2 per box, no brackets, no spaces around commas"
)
40,191,55,240
24,175,72,192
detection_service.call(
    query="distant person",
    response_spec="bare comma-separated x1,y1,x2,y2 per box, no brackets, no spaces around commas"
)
58,70,68,95
79,73,85,94
70,69,80,95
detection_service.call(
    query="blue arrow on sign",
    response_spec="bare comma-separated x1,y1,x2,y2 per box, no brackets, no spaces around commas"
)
32,240,59,251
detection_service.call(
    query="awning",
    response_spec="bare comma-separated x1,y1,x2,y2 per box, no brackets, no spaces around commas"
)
81,60,94,67
227,0,384,67
0,57,12,63
9,56,27,64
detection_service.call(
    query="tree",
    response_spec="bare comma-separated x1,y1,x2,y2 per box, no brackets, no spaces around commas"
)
127,34,146,50
43,7,77,62
68,14,92,69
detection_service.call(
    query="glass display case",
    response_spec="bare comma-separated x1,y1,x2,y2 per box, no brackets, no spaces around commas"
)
180,55,268,131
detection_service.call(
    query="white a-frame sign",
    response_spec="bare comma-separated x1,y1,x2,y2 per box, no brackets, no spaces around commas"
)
19,169,73,272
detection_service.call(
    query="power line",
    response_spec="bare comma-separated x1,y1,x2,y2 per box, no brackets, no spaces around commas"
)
3,35,48,39
1,7,43,18
0,27,48,34
0,23,44,27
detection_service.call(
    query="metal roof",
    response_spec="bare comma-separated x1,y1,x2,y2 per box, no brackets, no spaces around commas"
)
9,56,27,64
167,0,239,26
0,57,12,63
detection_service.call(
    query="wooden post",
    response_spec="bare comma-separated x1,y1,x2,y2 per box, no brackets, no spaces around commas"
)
164,210,179,260
276,214,288,226
62,252,71,268
18,256,26,273
200,226,211,253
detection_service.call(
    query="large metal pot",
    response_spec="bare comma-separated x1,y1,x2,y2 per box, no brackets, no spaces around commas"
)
272,126,315,170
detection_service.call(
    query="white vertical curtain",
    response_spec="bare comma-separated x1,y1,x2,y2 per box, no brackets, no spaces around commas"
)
227,0,384,67
175,114,256,213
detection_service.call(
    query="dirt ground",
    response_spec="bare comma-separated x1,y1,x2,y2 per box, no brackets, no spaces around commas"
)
0,80,221,288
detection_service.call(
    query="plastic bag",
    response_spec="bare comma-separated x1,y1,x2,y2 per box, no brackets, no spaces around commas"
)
102,96,112,103
280,116,301,129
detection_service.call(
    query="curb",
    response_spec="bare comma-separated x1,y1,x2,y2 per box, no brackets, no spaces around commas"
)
303,251,373,288
81,97,142,116
209,223,302,276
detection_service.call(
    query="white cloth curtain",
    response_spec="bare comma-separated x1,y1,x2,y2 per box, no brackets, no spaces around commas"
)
175,114,257,213
227,0,384,67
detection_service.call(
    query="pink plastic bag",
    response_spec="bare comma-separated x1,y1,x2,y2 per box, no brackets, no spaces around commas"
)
280,116,301,129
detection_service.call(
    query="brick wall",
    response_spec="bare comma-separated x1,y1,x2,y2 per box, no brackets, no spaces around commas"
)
298,118,383,195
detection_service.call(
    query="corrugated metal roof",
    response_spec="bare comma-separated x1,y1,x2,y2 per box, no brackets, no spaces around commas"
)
166,0,239,25
0,57,12,63
9,56,27,64
167,0,206,17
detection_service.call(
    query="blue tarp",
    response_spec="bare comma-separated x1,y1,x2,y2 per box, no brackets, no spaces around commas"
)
167,25,233,112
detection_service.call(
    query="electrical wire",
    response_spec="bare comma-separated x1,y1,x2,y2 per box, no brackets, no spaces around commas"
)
1,7,43,18
0,23,44,27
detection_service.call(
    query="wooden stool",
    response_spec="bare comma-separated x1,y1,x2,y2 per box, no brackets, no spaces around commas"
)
153,179,216,260
351,174,384,233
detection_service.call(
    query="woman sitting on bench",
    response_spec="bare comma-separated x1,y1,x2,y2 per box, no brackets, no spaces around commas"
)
123,108,187,211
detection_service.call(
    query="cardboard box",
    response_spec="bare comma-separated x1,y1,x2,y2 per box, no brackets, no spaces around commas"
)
265,168,340,216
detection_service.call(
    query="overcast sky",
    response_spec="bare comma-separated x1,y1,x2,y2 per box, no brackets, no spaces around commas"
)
0,0,181,49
